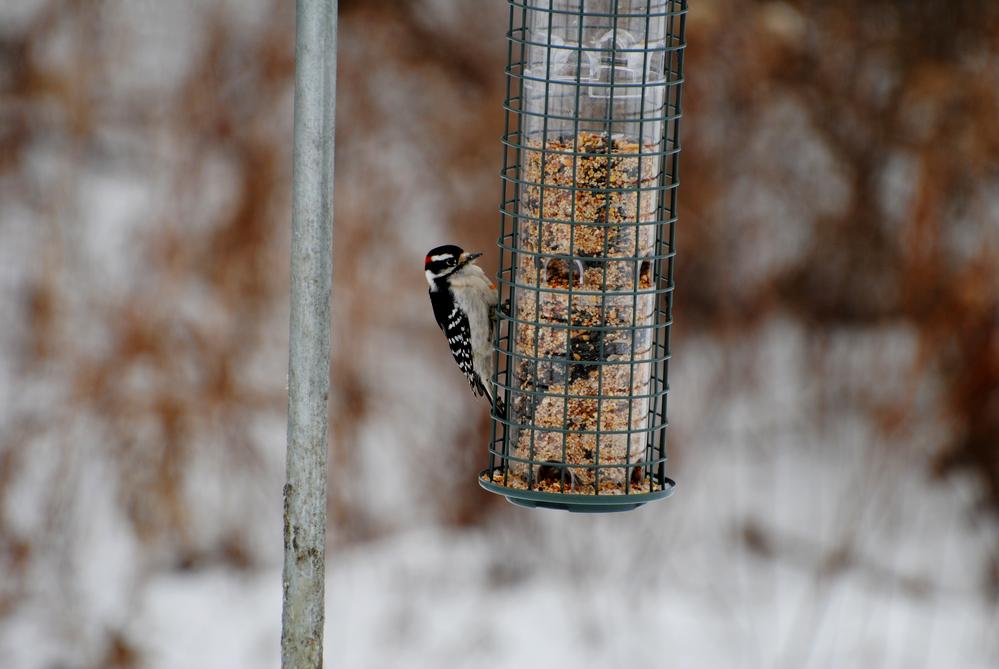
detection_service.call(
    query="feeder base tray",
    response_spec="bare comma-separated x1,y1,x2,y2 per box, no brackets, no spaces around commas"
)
478,469,675,513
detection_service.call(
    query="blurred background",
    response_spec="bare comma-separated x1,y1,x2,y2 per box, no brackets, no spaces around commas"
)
2,0,998,667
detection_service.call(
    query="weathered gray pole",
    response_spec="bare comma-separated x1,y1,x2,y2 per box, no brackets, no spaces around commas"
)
282,0,336,668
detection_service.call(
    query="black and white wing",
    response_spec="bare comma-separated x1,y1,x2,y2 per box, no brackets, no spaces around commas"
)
430,288,489,398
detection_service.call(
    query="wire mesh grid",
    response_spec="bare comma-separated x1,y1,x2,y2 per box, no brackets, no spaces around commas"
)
481,0,686,512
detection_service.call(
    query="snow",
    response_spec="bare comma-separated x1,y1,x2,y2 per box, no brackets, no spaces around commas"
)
123,490,999,669
8,320,996,668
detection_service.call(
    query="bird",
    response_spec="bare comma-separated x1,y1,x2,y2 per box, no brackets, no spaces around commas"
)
424,244,505,418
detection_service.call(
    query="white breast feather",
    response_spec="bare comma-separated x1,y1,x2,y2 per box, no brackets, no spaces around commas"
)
448,264,498,399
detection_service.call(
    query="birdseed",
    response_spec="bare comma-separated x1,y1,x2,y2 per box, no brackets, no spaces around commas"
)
503,132,664,493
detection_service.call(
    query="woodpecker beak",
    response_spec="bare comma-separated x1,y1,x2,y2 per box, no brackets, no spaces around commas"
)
461,252,483,263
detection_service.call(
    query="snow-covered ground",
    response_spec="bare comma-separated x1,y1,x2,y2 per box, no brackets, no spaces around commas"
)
3,316,997,669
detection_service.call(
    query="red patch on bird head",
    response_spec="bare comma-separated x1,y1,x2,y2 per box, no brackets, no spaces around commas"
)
424,255,432,267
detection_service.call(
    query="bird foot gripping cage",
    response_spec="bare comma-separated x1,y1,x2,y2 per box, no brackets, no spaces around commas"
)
480,0,686,512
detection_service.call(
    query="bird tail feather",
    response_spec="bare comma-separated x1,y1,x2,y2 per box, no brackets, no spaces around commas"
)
493,396,506,421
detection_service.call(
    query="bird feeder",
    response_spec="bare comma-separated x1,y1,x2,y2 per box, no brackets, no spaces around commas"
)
481,0,686,512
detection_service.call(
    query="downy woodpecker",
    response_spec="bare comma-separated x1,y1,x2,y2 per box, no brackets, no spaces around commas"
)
425,245,504,417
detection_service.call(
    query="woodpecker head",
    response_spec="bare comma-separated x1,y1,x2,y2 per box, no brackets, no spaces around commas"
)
424,245,482,287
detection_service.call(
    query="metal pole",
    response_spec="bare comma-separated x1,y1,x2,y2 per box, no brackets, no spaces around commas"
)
282,1,337,667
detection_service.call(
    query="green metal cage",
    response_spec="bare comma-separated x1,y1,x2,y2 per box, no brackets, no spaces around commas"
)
481,0,686,512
